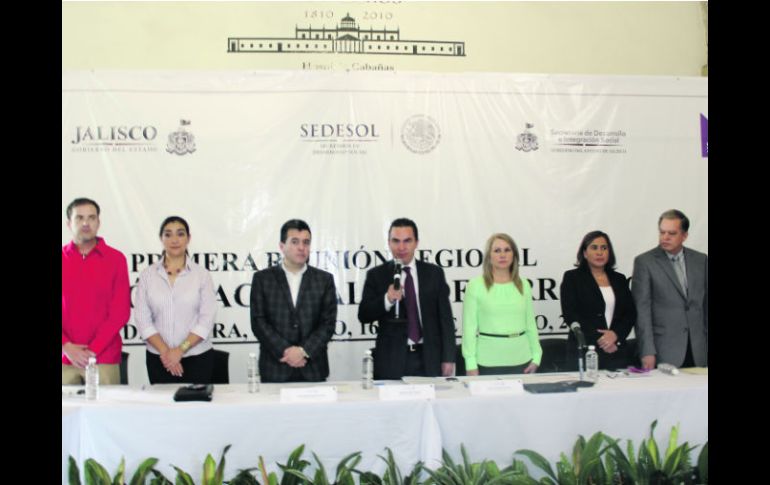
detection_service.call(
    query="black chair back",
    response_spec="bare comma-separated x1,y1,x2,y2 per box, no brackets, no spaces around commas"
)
622,338,642,368
454,343,466,376
212,349,230,384
538,338,568,372
119,351,129,385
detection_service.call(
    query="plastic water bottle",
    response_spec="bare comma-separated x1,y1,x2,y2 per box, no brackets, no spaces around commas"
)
247,352,260,393
585,345,599,382
657,363,680,375
362,350,374,389
85,356,99,400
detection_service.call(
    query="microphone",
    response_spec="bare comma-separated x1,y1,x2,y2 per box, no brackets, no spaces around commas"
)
568,321,594,387
393,259,403,291
569,322,587,349
393,259,403,318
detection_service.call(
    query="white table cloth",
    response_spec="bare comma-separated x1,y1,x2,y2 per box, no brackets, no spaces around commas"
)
62,371,707,484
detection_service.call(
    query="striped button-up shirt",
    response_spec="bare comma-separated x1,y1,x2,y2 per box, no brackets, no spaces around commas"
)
134,258,217,356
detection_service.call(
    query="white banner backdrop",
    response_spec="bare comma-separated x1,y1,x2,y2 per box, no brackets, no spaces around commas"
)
62,71,708,385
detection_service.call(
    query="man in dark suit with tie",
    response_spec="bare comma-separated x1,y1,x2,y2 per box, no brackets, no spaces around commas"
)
632,209,708,369
358,218,456,379
250,219,338,382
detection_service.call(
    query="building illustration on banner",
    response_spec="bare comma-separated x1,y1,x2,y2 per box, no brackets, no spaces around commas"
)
228,13,465,57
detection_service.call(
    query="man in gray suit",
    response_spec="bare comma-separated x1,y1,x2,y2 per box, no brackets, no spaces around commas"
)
632,209,708,369
250,219,337,382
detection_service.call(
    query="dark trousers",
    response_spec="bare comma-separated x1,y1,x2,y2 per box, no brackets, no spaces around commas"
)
146,349,214,384
681,335,696,368
261,367,321,383
404,345,427,377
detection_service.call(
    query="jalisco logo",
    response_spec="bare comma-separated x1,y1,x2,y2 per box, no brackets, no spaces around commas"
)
70,125,158,152
515,123,539,152
401,114,441,154
71,125,158,145
227,13,465,57
166,119,197,156
700,114,708,158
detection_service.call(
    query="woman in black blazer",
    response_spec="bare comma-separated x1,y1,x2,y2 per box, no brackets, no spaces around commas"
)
560,230,636,370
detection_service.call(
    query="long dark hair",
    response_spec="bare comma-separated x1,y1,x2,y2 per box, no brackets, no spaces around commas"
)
159,216,190,237
159,216,190,257
575,230,616,270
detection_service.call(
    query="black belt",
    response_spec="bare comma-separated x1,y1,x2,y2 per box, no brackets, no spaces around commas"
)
479,331,526,338
407,343,423,352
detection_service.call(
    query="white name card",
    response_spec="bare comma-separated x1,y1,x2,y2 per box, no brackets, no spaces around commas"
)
378,384,435,401
466,379,525,396
280,386,338,403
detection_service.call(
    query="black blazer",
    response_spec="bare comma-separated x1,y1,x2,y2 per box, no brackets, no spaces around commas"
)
560,267,636,366
358,260,455,379
250,264,337,382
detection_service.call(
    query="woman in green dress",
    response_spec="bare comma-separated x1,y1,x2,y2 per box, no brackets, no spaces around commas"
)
462,233,542,375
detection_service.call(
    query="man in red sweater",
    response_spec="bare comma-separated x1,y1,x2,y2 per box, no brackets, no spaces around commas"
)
62,198,130,385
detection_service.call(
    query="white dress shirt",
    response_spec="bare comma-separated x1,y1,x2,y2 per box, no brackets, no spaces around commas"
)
282,262,308,306
599,286,616,328
134,258,217,356
384,259,423,344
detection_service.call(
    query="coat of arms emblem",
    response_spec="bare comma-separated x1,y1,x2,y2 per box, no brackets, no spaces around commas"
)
401,115,441,154
515,123,539,152
166,120,196,155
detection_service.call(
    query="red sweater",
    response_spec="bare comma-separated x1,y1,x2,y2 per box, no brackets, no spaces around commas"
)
62,237,130,364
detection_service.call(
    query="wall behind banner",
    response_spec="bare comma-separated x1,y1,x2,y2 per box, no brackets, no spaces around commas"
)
62,1,707,76
62,71,708,385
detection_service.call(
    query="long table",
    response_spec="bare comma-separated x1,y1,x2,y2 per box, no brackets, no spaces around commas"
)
62,371,708,484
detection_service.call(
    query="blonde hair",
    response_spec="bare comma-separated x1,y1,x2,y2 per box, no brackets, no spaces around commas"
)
482,233,523,294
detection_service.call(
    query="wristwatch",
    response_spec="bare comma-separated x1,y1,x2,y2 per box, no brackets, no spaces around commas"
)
180,340,191,353
299,347,309,359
